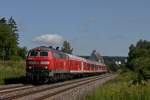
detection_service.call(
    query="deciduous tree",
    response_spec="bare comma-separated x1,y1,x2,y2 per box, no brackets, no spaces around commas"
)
127,40,150,81
0,17,19,60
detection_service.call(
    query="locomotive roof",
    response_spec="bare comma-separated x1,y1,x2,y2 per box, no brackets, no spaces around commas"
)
31,46,62,52
31,46,52,51
67,54,86,61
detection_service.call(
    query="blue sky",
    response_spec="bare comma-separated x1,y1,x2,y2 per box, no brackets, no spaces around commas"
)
0,0,150,56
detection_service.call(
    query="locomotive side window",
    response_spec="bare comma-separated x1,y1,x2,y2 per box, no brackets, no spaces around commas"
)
30,51,38,56
53,52,62,58
40,51,48,56
53,52,66,59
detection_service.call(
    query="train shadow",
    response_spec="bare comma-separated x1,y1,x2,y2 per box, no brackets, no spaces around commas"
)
4,76,59,85
4,76,28,85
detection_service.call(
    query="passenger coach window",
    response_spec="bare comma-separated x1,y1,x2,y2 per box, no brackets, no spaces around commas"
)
30,51,38,56
40,51,48,56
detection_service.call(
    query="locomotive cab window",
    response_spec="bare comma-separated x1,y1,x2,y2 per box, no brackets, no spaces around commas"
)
29,51,38,56
40,51,48,56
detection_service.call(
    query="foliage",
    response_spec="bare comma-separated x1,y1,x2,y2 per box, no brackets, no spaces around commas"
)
85,72,150,100
0,61,25,84
107,62,119,72
127,40,150,82
104,56,127,72
17,46,28,59
61,40,73,54
0,17,18,60
0,17,27,60
9,56,23,61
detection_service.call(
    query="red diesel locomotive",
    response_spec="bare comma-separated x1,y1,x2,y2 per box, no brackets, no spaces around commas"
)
26,46,108,83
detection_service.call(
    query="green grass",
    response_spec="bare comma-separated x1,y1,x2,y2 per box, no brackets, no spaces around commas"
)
86,71,150,100
0,61,26,84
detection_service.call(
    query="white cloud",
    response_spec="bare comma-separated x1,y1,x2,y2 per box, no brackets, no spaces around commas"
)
33,34,65,45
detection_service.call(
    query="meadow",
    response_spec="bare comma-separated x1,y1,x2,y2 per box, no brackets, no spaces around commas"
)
0,61,26,84
86,71,150,100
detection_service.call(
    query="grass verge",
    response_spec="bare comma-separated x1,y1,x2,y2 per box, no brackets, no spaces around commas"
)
85,71,150,100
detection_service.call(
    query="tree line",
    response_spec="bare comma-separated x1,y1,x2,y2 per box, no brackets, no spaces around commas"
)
0,17,27,60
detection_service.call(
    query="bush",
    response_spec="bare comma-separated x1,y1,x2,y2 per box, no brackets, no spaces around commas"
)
9,56,23,61
0,61,25,84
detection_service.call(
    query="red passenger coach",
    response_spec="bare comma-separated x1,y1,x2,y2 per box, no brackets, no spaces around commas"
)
26,46,108,83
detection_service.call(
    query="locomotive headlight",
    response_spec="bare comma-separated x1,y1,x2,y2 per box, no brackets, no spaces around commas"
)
44,66,48,69
40,61,49,64
29,66,32,69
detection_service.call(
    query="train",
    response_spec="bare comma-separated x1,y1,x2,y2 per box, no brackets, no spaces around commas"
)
26,46,108,83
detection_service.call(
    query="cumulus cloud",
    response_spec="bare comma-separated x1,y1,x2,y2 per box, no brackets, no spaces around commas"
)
33,34,65,45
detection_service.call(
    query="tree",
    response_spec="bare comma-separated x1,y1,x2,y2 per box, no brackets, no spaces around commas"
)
8,16,19,41
0,19,12,60
8,17,19,58
0,17,6,23
0,17,19,60
127,40,150,81
17,46,28,59
61,40,73,54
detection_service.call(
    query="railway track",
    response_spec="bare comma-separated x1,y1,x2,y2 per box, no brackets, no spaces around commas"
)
0,85,34,95
0,84,25,91
0,74,115,100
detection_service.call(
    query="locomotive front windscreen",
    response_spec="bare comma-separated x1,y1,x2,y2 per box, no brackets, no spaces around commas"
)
29,50,48,57
30,51,38,56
